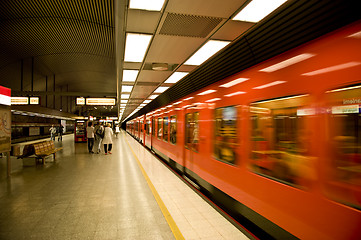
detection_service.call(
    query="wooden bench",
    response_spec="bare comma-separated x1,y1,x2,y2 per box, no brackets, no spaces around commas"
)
33,141,63,164
18,141,63,165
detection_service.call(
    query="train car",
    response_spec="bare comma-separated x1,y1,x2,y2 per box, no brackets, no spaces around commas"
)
126,21,361,239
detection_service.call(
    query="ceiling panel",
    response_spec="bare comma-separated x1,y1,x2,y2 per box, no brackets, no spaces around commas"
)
136,70,172,83
126,9,161,34
145,35,205,63
130,85,158,99
165,0,247,18
212,21,255,41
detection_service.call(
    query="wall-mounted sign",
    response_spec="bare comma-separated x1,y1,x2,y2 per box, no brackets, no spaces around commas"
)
76,97,86,105
86,98,115,106
11,97,28,105
29,97,39,104
11,96,40,105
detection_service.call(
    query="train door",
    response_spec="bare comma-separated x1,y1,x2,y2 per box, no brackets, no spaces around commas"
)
184,109,200,174
151,117,155,150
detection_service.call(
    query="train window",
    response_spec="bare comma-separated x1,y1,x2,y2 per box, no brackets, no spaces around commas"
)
214,106,237,164
157,118,162,139
140,120,143,132
163,117,169,141
185,112,199,152
325,85,361,209
152,118,155,136
250,94,316,188
135,121,138,131
170,115,177,144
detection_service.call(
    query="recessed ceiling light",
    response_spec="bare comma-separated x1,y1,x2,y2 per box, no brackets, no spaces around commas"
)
121,85,133,93
129,0,165,11
121,94,130,99
164,72,189,84
148,95,158,99
233,0,288,23
124,33,152,62
123,70,139,82
185,40,230,66
154,86,169,93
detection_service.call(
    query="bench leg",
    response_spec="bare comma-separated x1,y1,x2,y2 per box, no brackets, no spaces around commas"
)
53,153,56,162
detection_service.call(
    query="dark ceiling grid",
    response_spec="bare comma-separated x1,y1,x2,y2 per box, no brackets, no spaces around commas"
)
159,13,223,38
131,0,361,121
0,0,117,116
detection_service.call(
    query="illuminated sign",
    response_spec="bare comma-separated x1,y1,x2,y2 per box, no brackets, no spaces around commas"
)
11,96,40,105
86,98,115,106
11,97,29,105
29,97,39,104
76,97,85,105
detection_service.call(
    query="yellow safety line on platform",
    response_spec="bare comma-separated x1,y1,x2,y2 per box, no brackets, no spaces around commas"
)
124,134,185,240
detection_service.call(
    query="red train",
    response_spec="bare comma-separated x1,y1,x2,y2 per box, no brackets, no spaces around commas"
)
126,21,361,239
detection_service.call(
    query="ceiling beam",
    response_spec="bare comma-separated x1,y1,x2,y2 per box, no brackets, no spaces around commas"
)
12,91,116,97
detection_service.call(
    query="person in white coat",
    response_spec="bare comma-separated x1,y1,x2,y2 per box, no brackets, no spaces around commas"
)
103,123,113,155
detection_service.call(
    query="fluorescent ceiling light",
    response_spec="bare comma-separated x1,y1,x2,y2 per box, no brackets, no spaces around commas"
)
120,100,128,103
121,85,133,93
121,94,130,99
220,78,249,88
154,86,169,93
124,33,152,62
205,98,221,103
253,81,286,89
260,53,315,72
185,40,230,66
233,0,288,23
225,91,246,97
123,70,139,82
184,97,194,101
301,62,361,76
129,0,165,11
148,95,158,99
198,89,216,95
164,72,189,84
143,100,151,104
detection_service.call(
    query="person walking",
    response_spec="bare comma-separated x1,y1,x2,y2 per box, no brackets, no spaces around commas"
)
86,122,95,153
49,125,57,141
114,124,120,138
58,124,64,141
94,122,103,154
103,123,113,155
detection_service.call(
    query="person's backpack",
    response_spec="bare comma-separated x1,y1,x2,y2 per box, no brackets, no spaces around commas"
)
96,128,104,138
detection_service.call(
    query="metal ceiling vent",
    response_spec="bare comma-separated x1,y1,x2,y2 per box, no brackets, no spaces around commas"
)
159,13,222,38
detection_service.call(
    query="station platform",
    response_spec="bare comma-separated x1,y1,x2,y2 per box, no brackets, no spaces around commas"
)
0,131,252,239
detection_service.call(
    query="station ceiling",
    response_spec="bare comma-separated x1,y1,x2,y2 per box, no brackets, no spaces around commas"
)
0,0,359,122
